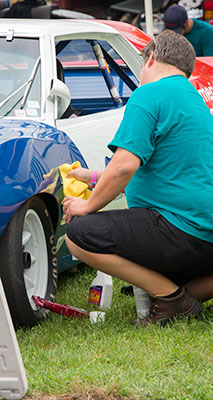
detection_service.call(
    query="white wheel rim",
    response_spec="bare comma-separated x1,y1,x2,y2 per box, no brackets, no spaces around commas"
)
22,209,48,310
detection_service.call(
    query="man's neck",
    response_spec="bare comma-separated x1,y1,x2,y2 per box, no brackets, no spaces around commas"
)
184,18,194,34
145,61,186,84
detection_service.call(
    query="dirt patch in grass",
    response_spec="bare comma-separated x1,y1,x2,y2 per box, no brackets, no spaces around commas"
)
26,390,141,400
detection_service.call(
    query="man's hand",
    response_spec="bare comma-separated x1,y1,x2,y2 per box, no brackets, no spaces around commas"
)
62,196,89,223
66,167,93,188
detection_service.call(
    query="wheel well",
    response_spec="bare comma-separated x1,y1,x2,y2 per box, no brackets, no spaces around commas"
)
37,193,59,231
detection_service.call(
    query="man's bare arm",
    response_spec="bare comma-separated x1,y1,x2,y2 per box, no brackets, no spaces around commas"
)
62,148,140,222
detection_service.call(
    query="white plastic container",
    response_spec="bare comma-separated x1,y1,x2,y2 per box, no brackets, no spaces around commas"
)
89,271,112,309
89,311,105,323
133,285,150,318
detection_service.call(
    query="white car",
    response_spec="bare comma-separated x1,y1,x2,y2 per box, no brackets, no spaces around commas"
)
0,19,141,327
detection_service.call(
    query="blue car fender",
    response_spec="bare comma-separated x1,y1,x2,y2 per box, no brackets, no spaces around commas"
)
0,119,87,235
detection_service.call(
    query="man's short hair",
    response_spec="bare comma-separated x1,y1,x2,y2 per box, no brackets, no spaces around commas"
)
141,30,195,78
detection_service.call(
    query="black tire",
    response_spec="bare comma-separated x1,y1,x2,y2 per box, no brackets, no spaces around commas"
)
0,196,58,328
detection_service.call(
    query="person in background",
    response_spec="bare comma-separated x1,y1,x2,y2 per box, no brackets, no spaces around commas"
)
163,4,213,56
62,31,213,327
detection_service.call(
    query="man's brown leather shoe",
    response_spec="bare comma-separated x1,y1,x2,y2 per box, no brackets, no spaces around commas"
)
134,288,202,327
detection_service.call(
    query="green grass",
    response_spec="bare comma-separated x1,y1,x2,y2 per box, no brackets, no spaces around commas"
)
16,265,213,400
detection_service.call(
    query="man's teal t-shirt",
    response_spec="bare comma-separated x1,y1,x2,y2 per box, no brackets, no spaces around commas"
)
184,18,213,56
108,75,213,242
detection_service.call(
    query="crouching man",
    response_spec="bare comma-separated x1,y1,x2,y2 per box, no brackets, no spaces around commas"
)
62,31,213,326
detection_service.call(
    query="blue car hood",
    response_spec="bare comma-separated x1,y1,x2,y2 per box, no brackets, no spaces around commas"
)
0,119,61,143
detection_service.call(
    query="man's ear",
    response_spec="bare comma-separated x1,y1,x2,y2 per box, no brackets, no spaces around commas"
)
146,51,155,68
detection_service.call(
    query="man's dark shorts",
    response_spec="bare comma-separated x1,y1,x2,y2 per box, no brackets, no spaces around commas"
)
66,208,213,285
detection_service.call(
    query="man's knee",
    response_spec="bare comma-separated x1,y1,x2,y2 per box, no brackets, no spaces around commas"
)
65,233,73,248
65,215,87,250
65,233,80,256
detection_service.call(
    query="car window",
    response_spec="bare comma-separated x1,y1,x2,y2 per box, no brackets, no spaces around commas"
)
56,39,138,117
0,37,41,118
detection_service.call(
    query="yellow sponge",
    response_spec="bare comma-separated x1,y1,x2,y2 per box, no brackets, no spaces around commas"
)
59,161,92,199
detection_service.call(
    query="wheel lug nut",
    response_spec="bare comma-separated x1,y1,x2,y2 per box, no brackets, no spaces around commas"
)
23,252,31,269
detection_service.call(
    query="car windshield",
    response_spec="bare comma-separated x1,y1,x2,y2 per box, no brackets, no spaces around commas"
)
0,37,41,118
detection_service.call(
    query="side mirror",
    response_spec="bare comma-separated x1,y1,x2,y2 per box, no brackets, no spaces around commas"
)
47,78,71,119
